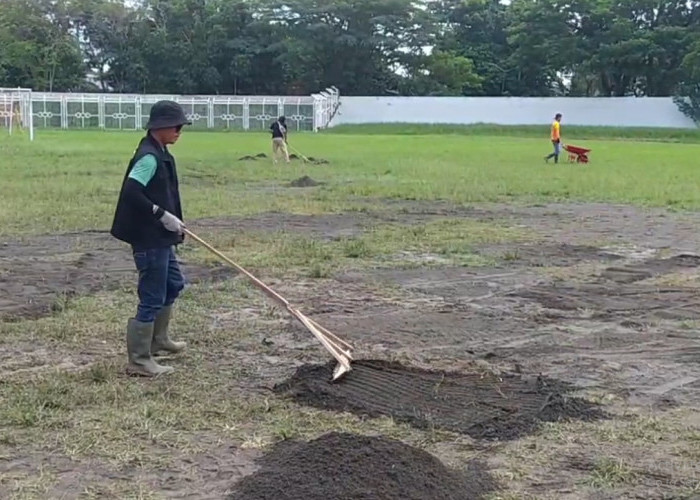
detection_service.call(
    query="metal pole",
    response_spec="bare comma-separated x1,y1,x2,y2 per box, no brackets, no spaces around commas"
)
28,90,34,141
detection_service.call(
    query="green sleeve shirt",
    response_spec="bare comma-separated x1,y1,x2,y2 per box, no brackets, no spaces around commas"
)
128,154,157,186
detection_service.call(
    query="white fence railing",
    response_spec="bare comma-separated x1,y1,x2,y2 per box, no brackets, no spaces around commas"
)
0,86,339,135
0,87,34,140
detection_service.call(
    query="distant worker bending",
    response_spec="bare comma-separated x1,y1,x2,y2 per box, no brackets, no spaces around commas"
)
270,116,290,164
545,113,563,164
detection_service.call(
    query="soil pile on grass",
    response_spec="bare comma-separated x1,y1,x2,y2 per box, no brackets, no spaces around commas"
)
238,153,269,161
275,360,603,440
289,153,330,164
306,156,329,164
238,152,329,164
288,175,322,187
228,432,497,500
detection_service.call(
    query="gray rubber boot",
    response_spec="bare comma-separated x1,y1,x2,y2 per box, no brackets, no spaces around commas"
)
151,305,187,355
126,318,174,377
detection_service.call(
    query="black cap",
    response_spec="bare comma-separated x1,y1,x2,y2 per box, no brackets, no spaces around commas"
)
145,100,192,130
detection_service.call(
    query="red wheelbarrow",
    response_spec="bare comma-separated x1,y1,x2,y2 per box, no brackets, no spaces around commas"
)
563,144,591,163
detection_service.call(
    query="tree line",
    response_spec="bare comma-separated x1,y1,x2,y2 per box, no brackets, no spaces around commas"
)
1,0,699,99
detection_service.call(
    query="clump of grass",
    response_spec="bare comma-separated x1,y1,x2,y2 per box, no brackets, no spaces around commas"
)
501,250,521,261
342,238,373,258
308,261,331,278
586,457,637,488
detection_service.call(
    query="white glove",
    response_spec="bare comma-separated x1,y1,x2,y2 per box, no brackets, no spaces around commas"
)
159,210,185,233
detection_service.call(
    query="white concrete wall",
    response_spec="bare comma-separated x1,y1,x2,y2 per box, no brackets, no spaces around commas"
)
329,96,696,129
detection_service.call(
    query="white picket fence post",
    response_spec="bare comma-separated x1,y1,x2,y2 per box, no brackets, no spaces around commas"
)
0,87,34,140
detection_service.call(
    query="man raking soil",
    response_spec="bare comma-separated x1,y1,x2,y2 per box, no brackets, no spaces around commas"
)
110,100,192,377
270,116,290,164
109,101,352,379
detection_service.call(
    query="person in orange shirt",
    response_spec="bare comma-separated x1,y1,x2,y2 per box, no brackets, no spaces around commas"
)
545,113,562,163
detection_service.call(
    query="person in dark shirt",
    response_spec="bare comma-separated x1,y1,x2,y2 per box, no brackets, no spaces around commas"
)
270,116,290,164
110,100,191,377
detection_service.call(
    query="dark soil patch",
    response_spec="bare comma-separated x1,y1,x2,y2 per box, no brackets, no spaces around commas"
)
228,432,497,500
289,153,330,164
288,175,322,188
0,231,234,321
602,253,700,283
274,360,603,440
306,156,329,164
512,284,700,321
238,153,269,161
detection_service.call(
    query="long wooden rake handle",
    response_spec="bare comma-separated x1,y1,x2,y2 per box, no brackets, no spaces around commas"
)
182,228,353,367
183,229,288,307
288,144,311,163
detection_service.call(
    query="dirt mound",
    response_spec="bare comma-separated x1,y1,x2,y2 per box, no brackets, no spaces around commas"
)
275,360,603,440
289,153,329,164
602,253,700,283
307,156,329,164
288,175,322,187
228,432,497,500
238,153,269,161
239,152,329,164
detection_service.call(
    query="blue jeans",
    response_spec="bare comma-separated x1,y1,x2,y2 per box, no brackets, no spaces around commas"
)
132,246,185,323
552,140,561,155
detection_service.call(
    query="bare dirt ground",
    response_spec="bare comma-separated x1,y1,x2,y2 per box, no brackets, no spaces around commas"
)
2,200,700,499
0,231,235,321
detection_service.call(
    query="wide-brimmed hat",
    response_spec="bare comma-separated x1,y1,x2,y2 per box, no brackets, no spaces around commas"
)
145,100,192,130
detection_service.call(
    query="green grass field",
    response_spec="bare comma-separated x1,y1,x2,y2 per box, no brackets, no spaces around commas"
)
2,125,700,237
2,125,700,499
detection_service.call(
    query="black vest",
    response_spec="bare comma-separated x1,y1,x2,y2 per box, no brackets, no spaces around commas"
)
110,134,184,250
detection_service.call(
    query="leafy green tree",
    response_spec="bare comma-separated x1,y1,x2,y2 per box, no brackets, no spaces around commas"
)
402,50,483,95
430,0,516,95
263,0,435,95
674,40,700,124
1,0,700,98
0,0,85,91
